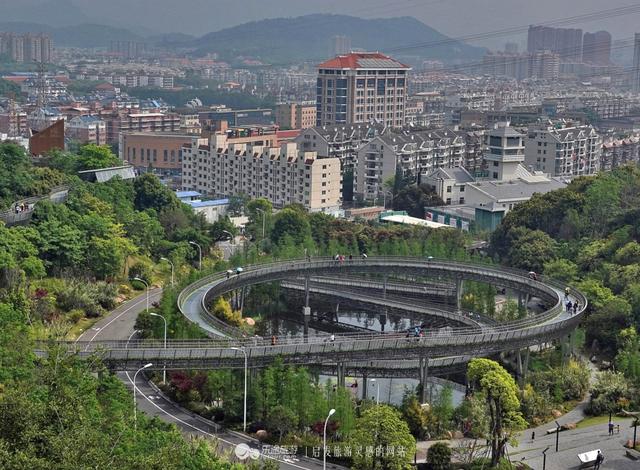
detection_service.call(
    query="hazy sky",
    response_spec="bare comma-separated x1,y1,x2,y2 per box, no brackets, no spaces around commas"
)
4,0,640,48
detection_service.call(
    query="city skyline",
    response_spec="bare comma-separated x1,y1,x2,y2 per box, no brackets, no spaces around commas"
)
2,0,640,49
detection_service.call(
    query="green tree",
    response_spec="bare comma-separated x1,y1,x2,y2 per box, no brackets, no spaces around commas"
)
211,216,238,241
587,371,632,415
76,144,122,170
467,359,526,466
543,259,578,283
506,228,557,272
134,173,181,213
271,207,311,246
266,405,299,441
348,405,416,470
246,198,272,238
584,297,632,352
401,392,428,438
124,209,166,254
392,184,444,218
342,168,354,202
227,194,247,216
426,442,452,470
431,385,455,435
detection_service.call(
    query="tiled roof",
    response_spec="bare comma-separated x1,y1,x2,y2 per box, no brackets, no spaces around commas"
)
317,52,409,69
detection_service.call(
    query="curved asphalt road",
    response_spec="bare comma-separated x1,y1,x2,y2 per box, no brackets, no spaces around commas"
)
78,288,336,470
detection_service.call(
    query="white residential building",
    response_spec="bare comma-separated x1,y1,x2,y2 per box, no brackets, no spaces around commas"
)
181,134,341,212
355,128,470,201
524,122,602,177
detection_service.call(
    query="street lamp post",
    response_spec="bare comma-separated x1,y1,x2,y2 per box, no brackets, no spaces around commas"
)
149,312,167,384
323,408,336,470
133,363,153,430
555,421,560,452
370,378,380,404
542,446,549,470
160,257,174,286
133,277,149,312
255,208,266,238
189,241,202,270
634,419,638,448
231,347,248,433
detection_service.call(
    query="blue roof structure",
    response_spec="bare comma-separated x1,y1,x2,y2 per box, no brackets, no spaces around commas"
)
175,190,202,198
189,199,229,208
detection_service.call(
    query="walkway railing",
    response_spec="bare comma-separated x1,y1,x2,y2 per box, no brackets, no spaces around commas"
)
179,256,583,339
0,185,70,226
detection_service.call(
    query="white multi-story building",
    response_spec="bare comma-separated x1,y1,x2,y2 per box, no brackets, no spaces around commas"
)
355,128,468,201
295,123,384,171
316,52,410,128
524,121,602,177
181,135,341,212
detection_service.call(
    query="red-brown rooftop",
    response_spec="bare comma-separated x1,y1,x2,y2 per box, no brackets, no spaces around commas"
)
317,52,409,69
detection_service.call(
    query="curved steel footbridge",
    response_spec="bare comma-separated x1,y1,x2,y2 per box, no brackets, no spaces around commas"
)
68,257,586,394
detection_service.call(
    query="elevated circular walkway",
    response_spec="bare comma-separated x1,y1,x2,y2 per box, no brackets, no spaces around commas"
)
70,257,586,380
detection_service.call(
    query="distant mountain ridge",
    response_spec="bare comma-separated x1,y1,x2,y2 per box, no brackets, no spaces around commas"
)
0,14,484,63
0,21,144,48
191,14,486,63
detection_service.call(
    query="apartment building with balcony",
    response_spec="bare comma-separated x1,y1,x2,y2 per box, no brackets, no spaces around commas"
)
601,134,640,171
295,123,384,171
104,111,180,144
524,121,602,176
316,52,410,128
355,128,468,201
181,134,341,212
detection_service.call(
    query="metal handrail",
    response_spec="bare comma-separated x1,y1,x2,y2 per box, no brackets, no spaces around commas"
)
119,256,588,356
180,256,583,334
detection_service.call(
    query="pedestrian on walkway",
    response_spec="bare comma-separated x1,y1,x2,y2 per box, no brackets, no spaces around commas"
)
595,450,604,469
566,300,573,312
608,422,614,436
616,424,620,434
573,302,579,315
531,431,535,441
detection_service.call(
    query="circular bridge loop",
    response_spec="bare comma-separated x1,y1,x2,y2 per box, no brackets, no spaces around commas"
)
165,257,587,364
67,257,586,372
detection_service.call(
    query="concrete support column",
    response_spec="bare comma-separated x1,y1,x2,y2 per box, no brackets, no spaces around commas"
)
518,292,524,310
456,279,464,311
334,302,340,322
383,274,388,299
560,335,572,365
304,275,310,308
336,363,346,388
362,373,368,400
303,306,310,342
516,349,530,388
379,313,387,332
419,356,429,403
